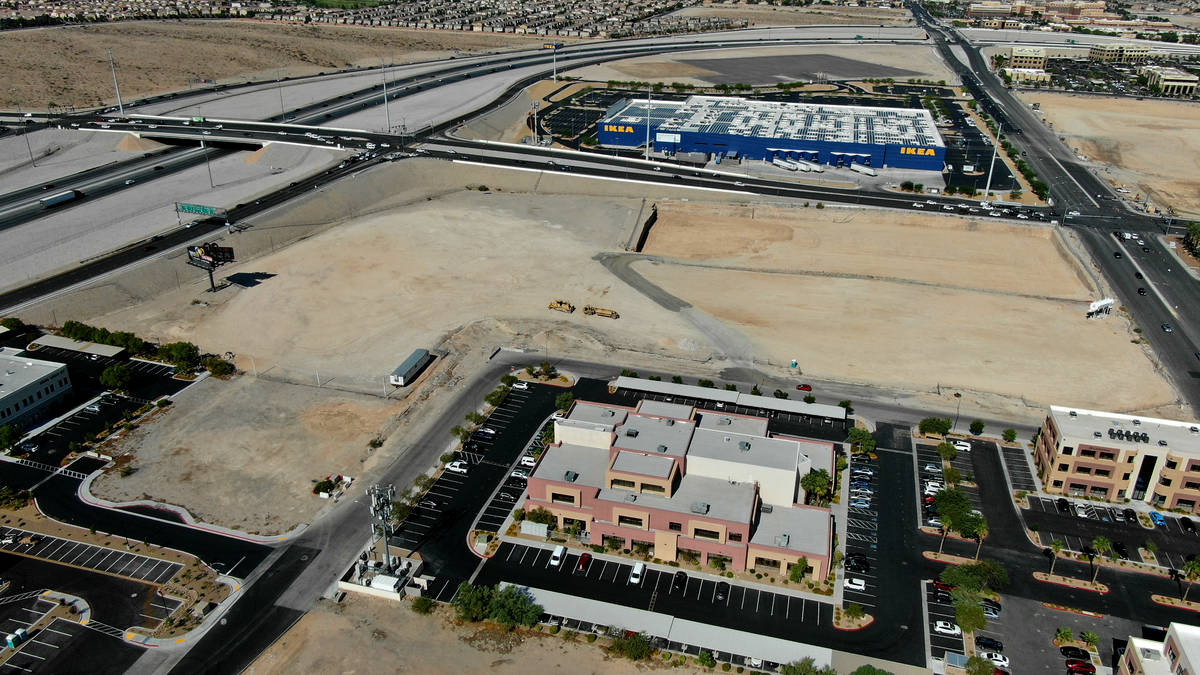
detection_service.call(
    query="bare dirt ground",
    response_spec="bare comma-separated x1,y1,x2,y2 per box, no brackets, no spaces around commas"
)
90,376,402,535
639,202,1176,411
1019,92,1200,217
666,2,912,26
0,20,547,109
567,45,954,87
248,594,708,675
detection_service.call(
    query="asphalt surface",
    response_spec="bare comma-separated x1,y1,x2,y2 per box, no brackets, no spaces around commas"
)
2,617,145,675
0,551,166,629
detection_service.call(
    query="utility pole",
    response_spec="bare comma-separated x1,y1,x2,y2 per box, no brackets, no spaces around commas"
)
10,93,35,166
201,140,214,189
106,47,124,115
552,46,558,82
982,121,1000,206
276,68,286,122
645,84,651,161
368,483,397,571
381,59,391,133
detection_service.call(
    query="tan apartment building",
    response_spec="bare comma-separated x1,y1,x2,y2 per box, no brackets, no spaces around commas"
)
968,2,1013,17
1141,65,1199,96
1089,42,1152,63
1008,45,1047,69
1036,406,1200,513
1118,622,1200,675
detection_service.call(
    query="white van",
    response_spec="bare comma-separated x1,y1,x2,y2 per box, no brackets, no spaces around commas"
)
628,562,645,585
549,545,566,568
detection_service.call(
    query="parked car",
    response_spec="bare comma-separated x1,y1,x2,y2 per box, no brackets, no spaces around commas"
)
1060,646,1088,660
628,562,644,585
519,455,538,467
923,463,943,473
796,384,813,391
1138,287,1147,296
1113,541,1129,559
715,581,729,601
932,589,952,603
1162,323,1174,333
980,653,1008,668
932,580,955,592
926,517,943,528
1123,508,1137,522
1181,517,1196,534
953,441,971,452
934,621,961,636
844,578,866,592
84,403,102,413
478,427,498,436
852,467,875,476
445,461,469,475
846,558,871,573
672,571,688,592
575,553,592,574
975,636,1004,652
1151,512,1168,527
849,499,872,509
511,381,529,390
417,499,439,509
510,469,529,479
1065,659,1095,673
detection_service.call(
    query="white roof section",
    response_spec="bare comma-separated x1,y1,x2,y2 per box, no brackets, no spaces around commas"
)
1127,636,1170,675
0,347,68,393
1168,623,1200,670
689,427,806,472
695,411,769,437
736,393,848,421
614,377,847,421
1049,405,1200,457
567,401,629,428
532,442,609,488
637,400,695,420
507,583,833,667
750,506,832,557
613,413,696,458
611,450,674,479
609,95,944,148
27,334,125,357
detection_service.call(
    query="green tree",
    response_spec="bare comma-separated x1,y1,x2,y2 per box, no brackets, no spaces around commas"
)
202,357,234,376
412,596,435,614
780,657,821,675
1049,539,1065,575
1091,536,1112,582
451,582,493,622
0,425,20,451
919,417,953,435
99,364,132,391
465,411,486,425
698,650,717,667
789,557,809,582
838,400,854,413
671,376,683,384
555,392,575,411
969,420,985,435
538,361,556,379
526,507,557,525
158,341,200,369
725,383,738,391
500,374,517,387
965,656,994,675
0,318,24,331
943,466,962,486
1055,627,1074,643
1182,557,1200,601
485,387,508,406
609,632,653,660
1080,630,1100,647
955,600,987,634
844,602,865,620
750,385,762,395
970,517,989,560
800,469,832,504
488,585,543,629
937,442,958,462
803,395,816,404
847,427,876,454
773,389,789,399
1002,428,1017,443
450,425,471,443
850,667,895,675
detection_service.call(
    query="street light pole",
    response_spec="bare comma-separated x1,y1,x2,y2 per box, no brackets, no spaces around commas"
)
381,60,391,133
106,47,124,115
201,140,214,188
276,69,287,122
953,392,962,431
10,94,35,166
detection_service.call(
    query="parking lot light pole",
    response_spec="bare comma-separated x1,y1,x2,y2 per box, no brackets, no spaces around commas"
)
953,392,962,431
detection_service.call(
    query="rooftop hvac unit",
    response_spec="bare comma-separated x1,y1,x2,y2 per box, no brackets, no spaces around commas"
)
691,502,710,515
775,534,790,547
1108,429,1116,438
1133,419,1142,425
666,419,674,426
719,418,732,426
759,503,773,514
1094,432,1102,438
1158,440,1168,447
1069,410,1078,417
738,441,751,451
656,445,668,453
564,470,579,483
1124,430,1133,440
1192,427,1199,434
626,428,639,437
624,494,637,502
602,409,614,417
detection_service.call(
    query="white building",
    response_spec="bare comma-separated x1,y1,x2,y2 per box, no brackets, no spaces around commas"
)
0,347,72,430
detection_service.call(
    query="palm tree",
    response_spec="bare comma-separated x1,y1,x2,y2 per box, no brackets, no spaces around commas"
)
973,518,989,560
1049,540,1065,575
1091,537,1112,583
1182,558,1200,602
1055,627,1075,644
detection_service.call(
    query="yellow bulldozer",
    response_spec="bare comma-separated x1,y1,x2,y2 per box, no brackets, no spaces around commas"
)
582,305,619,319
548,299,575,313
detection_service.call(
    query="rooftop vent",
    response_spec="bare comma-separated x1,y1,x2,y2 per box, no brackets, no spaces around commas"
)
1133,419,1142,425
624,494,637,502
775,534,790,547
759,503,773,514
656,445,668,453
601,409,615,418
666,419,674,426
1159,440,1168,446
690,502,710,515
1108,429,1116,438
738,441,751,452
1192,427,1200,434
1069,410,1078,417
1124,430,1133,440
564,470,579,483
1094,431,1102,438
626,428,639,438
719,417,732,426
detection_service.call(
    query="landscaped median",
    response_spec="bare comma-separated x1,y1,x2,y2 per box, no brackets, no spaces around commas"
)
1033,571,1109,594
1151,595,1200,613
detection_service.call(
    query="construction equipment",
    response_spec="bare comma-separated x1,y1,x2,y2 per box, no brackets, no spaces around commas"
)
548,299,575,313
582,305,619,319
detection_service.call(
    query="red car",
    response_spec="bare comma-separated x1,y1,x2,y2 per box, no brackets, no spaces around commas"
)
575,553,592,574
796,384,813,391
932,580,955,591
1066,660,1095,674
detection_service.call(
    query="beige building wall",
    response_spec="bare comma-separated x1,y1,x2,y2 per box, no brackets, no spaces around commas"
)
555,421,612,449
686,455,799,506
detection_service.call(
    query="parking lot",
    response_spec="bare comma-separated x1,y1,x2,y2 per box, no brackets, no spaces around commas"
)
482,542,834,639
23,394,139,466
914,441,985,530
471,414,550,535
21,345,182,404
0,617,144,674
924,580,964,659
0,526,183,588
0,593,58,643
842,453,881,614
999,445,1038,493
1024,496,1199,569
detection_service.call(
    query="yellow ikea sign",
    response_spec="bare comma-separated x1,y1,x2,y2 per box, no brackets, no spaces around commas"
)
604,124,636,133
900,147,936,156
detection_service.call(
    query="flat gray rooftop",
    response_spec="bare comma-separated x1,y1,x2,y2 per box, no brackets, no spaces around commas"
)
750,505,832,557
614,377,847,420
0,347,67,394
567,401,629,428
637,400,695,420
611,450,674,479
1050,405,1200,458
27,334,125,358
533,442,610,489
613,414,695,458
599,474,756,525
695,411,769,437
689,428,805,473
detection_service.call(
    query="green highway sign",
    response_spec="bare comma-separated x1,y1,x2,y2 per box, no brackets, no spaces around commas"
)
178,202,221,216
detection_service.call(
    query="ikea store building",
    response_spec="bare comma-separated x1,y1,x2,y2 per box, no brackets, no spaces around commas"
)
597,95,945,172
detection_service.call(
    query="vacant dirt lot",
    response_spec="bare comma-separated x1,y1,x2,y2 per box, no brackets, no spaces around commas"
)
1020,92,1200,217
0,20,546,109
640,202,1175,410
91,376,401,535
249,594,708,675
667,2,912,26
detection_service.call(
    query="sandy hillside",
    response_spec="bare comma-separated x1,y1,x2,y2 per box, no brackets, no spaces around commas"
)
566,44,954,86
91,376,401,535
249,595,714,675
667,3,913,26
1020,92,1200,217
0,21,546,109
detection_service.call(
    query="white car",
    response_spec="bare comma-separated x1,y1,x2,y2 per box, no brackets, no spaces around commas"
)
954,441,971,453
913,202,925,208
511,381,529,391
551,411,565,420
852,467,874,476
923,463,943,473
934,621,961,636
844,578,866,591
519,455,537,467
926,517,943,528
980,652,1009,668
478,427,497,436
445,461,469,475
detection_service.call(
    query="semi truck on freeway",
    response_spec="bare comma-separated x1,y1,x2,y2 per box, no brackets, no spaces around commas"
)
39,190,83,208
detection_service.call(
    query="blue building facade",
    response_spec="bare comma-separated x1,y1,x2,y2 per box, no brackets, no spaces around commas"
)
597,96,945,172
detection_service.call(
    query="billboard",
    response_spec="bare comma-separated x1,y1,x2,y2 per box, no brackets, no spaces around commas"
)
186,243,235,268
655,132,681,144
